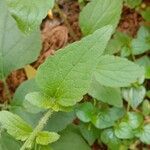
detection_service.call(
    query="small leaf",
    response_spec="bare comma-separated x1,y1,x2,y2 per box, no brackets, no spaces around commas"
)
132,26,150,55
0,111,32,141
89,79,122,107
135,124,150,144
142,100,150,116
104,32,132,56
6,0,55,33
122,86,146,109
24,65,37,79
141,7,150,21
0,0,41,79
136,56,150,79
92,107,125,129
36,131,60,145
125,0,142,8
79,0,122,35
114,122,134,139
124,112,144,129
101,128,121,150
75,102,95,123
25,92,72,112
78,123,99,145
36,26,113,107
95,55,144,87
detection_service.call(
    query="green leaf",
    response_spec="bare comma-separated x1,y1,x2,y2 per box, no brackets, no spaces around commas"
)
141,7,150,21
92,107,125,129
135,124,150,144
36,131,60,145
122,86,146,109
12,79,39,107
52,126,91,150
136,56,150,79
124,112,144,129
132,26,150,55
114,122,134,139
75,102,95,123
79,0,122,35
78,123,99,145
6,0,54,33
104,32,132,56
142,99,150,116
0,111,32,141
36,26,113,107
89,79,123,107
45,111,75,132
125,0,142,8
10,79,44,127
94,55,144,87
0,131,21,150
0,0,41,79
25,92,72,112
100,129,121,150
12,79,75,132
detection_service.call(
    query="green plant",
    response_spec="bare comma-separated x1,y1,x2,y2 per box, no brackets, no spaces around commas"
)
0,0,150,150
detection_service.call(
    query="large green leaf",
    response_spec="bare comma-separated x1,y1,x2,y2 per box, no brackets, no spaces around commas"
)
36,26,113,107
94,55,144,87
6,0,54,33
89,79,123,107
132,26,150,55
0,0,41,79
0,111,32,141
79,0,122,35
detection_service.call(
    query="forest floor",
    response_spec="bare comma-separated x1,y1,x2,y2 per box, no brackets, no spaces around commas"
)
0,0,150,149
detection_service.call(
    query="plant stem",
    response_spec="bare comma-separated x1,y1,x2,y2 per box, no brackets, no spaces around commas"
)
55,3,78,41
20,109,53,150
2,79,11,101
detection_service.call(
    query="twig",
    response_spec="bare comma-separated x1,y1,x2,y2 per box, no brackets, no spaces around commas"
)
55,3,78,41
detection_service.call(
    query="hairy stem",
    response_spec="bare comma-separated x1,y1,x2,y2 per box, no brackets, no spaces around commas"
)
20,109,53,150
55,3,78,41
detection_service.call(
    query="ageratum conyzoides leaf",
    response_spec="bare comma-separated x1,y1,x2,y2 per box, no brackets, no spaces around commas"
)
36,26,113,107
